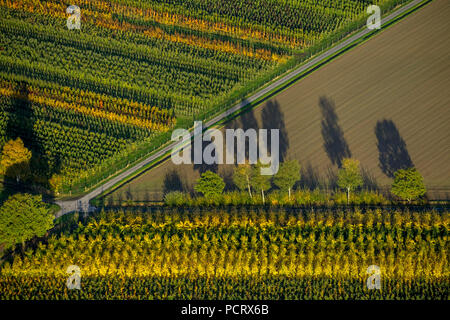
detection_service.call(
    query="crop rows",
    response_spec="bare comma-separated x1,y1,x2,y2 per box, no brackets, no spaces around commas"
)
0,0,406,193
0,208,448,299
0,78,175,130
82,0,369,47
0,93,156,181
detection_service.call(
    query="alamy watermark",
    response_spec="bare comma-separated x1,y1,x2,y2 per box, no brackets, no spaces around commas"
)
65,2,383,172
66,5,81,30
66,265,81,290
367,5,381,30
366,265,381,290
66,4,380,31
171,121,280,175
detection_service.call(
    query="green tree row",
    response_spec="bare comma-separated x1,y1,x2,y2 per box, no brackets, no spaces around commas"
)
191,159,427,205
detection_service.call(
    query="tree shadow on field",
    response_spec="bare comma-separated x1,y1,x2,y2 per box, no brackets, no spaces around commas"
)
298,162,322,190
239,107,259,131
319,96,351,168
125,185,133,201
325,166,338,190
261,100,289,163
361,166,379,191
116,192,123,205
224,108,260,165
143,190,151,203
3,82,46,197
2,81,63,200
375,119,414,178
163,169,186,194
191,138,219,174
221,168,235,192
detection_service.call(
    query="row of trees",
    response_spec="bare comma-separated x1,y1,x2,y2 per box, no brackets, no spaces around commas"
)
194,161,301,204
93,0,367,47
0,8,270,112
0,136,429,204
3,35,233,105
0,78,175,129
192,158,427,205
0,17,248,81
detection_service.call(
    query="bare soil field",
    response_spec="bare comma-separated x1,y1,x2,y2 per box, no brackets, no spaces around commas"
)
107,0,450,203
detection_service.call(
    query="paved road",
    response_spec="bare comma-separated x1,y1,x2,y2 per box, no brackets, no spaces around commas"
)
55,0,426,217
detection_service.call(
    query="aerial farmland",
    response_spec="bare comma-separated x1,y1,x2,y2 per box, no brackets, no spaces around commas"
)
108,0,450,203
0,0,448,305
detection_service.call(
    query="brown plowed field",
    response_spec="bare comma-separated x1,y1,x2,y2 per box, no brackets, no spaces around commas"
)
108,0,450,202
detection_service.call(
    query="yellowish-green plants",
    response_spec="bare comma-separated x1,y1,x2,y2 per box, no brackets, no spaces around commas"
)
0,207,447,299
391,168,426,203
0,137,31,183
0,0,409,195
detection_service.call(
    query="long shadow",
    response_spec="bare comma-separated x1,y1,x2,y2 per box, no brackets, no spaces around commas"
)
191,138,219,174
319,96,351,168
239,106,259,131
163,169,186,194
298,162,322,190
125,185,133,201
2,82,30,197
223,107,260,166
261,100,289,162
361,166,379,191
221,168,235,192
238,107,260,161
5,82,63,201
3,82,44,196
325,166,338,190
375,119,414,178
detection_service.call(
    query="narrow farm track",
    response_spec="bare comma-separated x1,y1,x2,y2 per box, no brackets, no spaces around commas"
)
56,0,430,216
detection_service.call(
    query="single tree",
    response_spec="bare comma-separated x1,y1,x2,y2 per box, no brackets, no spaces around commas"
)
0,193,54,250
0,138,32,183
273,160,301,200
337,158,363,205
233,163,253,198
251,162,271,204
391,168,426,203
194,170,225,198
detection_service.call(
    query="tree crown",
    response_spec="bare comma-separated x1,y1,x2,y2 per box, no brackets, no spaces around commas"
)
0,138,32,181
391,168,426,202
251,162,271,191
194,170,225,197
233,163,252,191
337,158,363,191
273,160,301,191
0,193,54,249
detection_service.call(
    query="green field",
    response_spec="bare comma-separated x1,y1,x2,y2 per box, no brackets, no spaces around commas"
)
1,0,449,304
107,0,449,203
